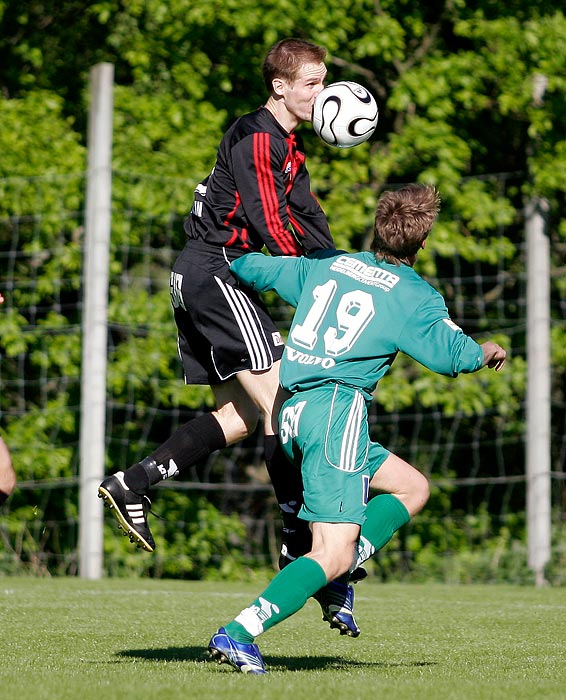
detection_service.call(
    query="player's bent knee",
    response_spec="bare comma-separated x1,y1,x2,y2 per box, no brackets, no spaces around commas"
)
317,559,352,582
407,473,430,516
308,548,355,581
213,405,259,444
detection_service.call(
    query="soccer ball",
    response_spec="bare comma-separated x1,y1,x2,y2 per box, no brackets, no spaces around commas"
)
312,81,378,148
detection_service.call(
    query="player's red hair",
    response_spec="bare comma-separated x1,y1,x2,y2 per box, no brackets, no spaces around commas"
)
262,38,327,91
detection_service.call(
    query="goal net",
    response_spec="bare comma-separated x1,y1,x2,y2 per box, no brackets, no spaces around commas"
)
1,170,565,582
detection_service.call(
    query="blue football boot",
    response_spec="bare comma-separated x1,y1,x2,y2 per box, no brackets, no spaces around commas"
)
313,579,361,638
208,627,267,674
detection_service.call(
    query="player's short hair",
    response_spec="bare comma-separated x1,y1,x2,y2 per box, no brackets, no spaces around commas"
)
371,184,441,265
262,38,327,91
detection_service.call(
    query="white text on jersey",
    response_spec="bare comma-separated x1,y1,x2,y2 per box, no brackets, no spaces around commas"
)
330,255,400,291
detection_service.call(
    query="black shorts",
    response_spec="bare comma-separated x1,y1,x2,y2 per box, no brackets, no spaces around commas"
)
170,240,285,385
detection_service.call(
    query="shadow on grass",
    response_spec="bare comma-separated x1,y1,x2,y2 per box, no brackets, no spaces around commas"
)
117,647,436,672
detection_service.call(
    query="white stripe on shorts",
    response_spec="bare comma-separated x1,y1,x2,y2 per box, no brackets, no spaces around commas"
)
340,390,365,472
214,275,274,371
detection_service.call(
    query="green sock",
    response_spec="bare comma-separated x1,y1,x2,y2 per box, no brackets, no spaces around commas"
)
224,557,327,643
355,494,410,566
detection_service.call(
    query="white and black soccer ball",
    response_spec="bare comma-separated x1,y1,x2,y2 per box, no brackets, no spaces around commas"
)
312,81,378,148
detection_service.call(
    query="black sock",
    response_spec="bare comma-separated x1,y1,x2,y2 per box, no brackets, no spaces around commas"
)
264,435,312,559
0,490,9,506
123,413,226,494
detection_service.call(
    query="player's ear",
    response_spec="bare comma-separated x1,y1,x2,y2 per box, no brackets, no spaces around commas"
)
271,77,286,96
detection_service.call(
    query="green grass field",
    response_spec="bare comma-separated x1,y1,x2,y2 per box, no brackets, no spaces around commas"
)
2,577,565,700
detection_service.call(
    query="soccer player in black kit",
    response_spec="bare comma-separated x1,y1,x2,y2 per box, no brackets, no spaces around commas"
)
99,38,362,636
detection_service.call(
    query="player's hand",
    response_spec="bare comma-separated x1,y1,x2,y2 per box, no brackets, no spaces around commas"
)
481,342,507,372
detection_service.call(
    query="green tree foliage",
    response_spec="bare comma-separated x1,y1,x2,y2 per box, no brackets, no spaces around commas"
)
0,91,85,491
1,0,565,577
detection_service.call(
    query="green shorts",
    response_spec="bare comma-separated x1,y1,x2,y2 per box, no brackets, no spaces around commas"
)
278,384,390,526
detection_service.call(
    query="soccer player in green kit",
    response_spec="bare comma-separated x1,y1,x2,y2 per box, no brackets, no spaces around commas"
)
206,183,507,674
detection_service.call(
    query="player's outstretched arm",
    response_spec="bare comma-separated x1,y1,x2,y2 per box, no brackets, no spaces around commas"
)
231,253,307,307
480,341,507,372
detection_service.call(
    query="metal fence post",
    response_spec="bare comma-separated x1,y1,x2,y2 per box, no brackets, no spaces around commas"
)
525,195,551,587
79,63,114,579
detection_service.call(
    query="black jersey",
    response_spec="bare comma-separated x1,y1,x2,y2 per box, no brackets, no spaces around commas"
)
184,107,334,256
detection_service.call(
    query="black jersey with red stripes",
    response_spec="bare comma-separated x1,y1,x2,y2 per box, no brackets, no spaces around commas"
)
184,107,334,256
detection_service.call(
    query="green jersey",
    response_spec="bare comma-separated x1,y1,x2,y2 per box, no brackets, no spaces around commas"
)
231,250,484,400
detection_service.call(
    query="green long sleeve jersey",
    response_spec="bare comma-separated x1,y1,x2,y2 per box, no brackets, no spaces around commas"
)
231,250,484,400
